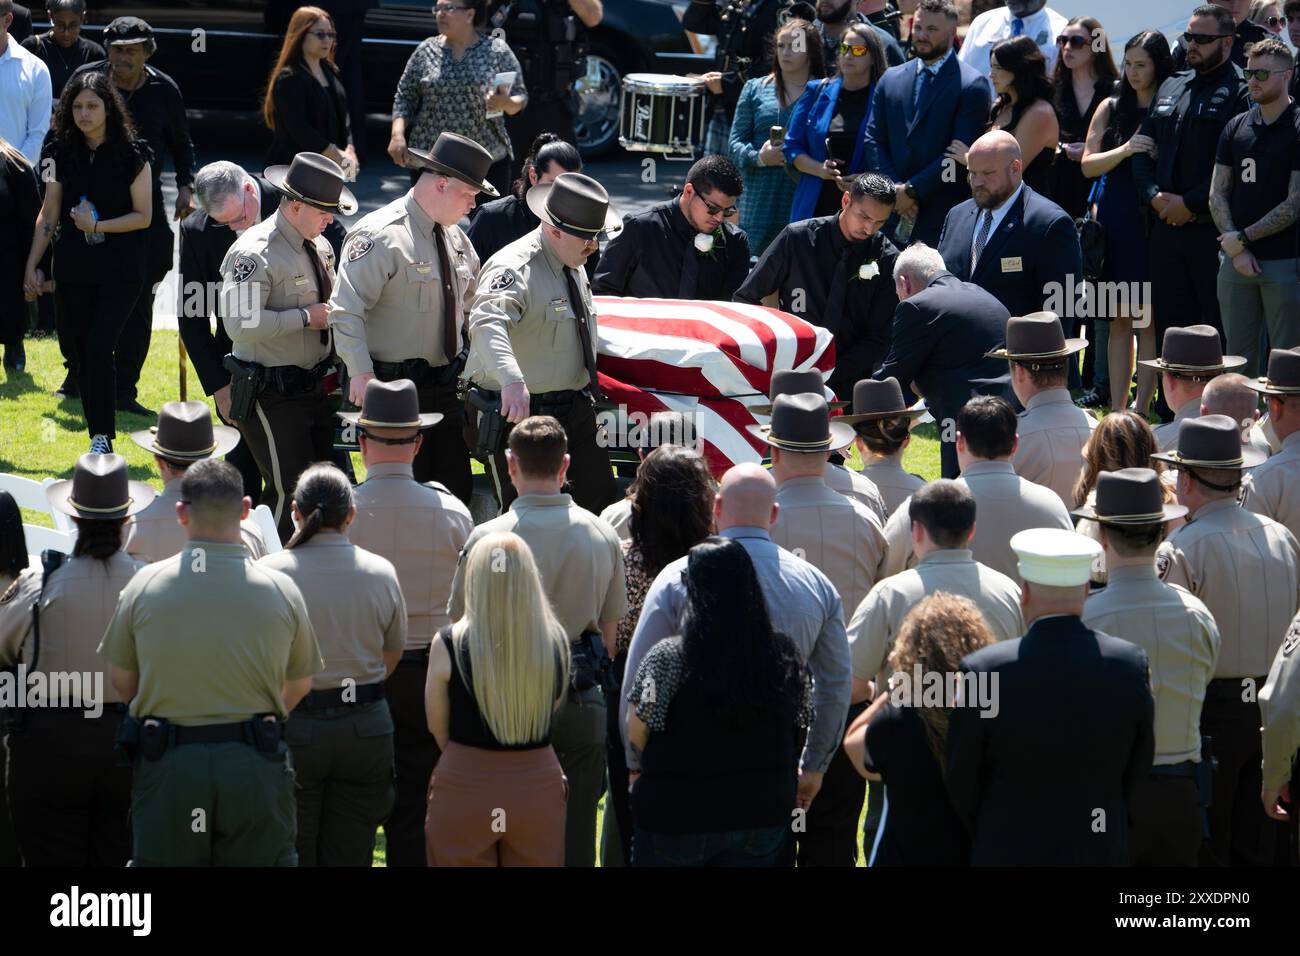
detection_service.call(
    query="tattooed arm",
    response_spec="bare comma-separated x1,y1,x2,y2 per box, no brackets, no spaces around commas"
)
1243,170,1300,242
1208,162,1236,237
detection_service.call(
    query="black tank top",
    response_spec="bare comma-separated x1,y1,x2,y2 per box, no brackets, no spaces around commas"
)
442,628,562,751
996,98,1055,199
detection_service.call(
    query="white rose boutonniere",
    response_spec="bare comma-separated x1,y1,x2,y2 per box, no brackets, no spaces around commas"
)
694,232,716,255
856,261,880,281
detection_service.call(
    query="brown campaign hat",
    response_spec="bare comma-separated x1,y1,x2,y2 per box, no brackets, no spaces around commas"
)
751,368,847,415
264,152,357,215
407,132,500,198
1151,414,1266,470
338,378,442,429
130,401,241,463
526,172,623,240
746,392,857,453
1070,467,1187,526
985,311,1087,362
837,377,926,426
45,453,156,520
1245,347,1300,397
1138,324,1245,375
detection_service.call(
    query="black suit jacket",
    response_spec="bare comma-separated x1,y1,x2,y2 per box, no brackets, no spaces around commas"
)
946,615,1155,866
937,185,1082,321
176,177,279,396
874,272,1009,434
9,4,31,43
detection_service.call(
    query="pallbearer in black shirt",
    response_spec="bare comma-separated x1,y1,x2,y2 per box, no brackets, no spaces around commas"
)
20,0,104,99
735,172,900,397
1209,37,1300,380
592,155,751,301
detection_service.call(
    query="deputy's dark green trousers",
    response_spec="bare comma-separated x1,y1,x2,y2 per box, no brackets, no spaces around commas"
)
285,700,396,867
130,740,298,866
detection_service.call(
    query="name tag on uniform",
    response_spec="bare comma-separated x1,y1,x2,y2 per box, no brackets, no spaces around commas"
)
549,297,569,314
293,275,309,287
415,263,432,275
1000,257,1023,273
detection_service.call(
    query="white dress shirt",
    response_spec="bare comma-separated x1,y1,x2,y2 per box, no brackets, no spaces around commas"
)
0,38,52,164
958,5,1069,77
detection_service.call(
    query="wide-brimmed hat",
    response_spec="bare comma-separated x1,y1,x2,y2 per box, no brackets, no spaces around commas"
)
837,377,926,426
1010,528,1102,587
407,132,500,198
526,172,623,240
130,401,241,463
264,152,357,215
746,392,856,453
985,312,1087,362
1151,414,1267,470
45,453,156,520
1071,467,1187,526
338,378,442,430
1138,325,1245,375
751,369,847,416
1245,347,1300,397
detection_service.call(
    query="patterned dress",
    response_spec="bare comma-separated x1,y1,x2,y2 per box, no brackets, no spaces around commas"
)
392,33,526,163
616,540,653,658
728,77,798,257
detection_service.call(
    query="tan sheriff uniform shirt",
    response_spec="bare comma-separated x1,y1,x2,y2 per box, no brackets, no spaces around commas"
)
770,475,887,618
1011,387,1097,509
860,454,926,518
125,478,266,563
881,460,1074,581
1152,398,1201,453
1259,613,1300,789
598,496,633,543
449,493,627,640
347,462,472,650
0,552,144,706
1157,498,1300,678
328,191,480,378
848,548,1023,683
824,461,887,523
98,542,323,725
259,531,407,689
462,228,596,393
219,211,334,370
1083,564,1220,764
1244,431,1300,543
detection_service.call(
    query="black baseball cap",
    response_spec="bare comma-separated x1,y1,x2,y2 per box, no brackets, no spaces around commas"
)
103,16,154,45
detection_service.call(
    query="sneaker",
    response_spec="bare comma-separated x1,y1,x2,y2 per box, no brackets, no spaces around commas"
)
116,398,156,417
1074,388,1104,408
89,434,113,454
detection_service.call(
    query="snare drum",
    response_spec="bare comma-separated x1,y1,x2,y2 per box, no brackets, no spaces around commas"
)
619,73,707,155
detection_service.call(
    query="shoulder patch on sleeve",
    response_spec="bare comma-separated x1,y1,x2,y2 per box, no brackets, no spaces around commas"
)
0,577,21,605
1155,547,1172,579
345,233,374,262
1283,620,1300,657
488,269,518,293
232,254,258,282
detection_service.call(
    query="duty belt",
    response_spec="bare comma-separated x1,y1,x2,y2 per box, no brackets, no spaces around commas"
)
263,358,334,395
373,355,463,389
295,681,386,711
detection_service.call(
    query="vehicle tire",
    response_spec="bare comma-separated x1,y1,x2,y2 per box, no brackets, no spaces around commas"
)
572,38,633,160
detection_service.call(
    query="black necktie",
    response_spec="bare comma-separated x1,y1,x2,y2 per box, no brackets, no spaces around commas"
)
303,238,331,346
565,267,604,401
822,245,853,339
434,224,460,365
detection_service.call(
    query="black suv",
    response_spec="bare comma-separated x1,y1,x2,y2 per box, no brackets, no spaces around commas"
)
63,0,713,157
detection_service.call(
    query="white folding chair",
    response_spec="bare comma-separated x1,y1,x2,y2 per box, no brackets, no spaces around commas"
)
0,473,72,531
40,478,75,532
22,524,74,556
251,504,282,555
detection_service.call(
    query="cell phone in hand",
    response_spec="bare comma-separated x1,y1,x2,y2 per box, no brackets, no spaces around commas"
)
824,137,841,171
770,125,785,146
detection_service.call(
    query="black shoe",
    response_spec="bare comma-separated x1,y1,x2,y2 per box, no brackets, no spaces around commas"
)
2,342,24,372
116,398,156,417
1074,388,1104,408
54,374,79,398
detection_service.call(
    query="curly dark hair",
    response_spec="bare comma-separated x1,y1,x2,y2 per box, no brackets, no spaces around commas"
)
49,70,141,181
628,445,715,575
679,537,807,729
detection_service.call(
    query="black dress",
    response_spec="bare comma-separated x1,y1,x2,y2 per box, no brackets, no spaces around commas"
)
265,64,353,166
1051,79,1113,219
993,98,1056,201
863,702,970,866
0,152,40,348
816,83,874,217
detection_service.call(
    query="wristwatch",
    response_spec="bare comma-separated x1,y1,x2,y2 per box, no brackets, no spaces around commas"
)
300,308,310,328
1237,231,1252,250
904,183,919,201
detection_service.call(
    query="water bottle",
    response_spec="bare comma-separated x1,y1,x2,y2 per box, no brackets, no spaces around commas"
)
81,196,105,246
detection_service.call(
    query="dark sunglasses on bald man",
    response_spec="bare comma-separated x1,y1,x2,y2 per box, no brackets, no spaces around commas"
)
1183,31,1232,45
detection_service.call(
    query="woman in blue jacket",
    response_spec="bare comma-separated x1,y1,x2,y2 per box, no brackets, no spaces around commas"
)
784,21,886,222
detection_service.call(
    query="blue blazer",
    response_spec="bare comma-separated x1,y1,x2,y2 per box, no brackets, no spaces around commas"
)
783,78,874,222
937,185,1083,321
863,54,992,247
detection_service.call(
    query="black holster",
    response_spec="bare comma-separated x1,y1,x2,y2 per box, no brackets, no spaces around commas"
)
138,716,170,761
114,713,141,765
222,354,263,423
465,385,509,462
569,629,613,695
1198,735,1218,839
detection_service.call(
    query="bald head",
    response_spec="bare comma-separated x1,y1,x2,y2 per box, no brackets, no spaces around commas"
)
967,130,1023,210
1201,373,1261,431
716,463,778,530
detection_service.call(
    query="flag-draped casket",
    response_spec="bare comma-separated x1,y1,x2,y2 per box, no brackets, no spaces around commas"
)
594,297,838,476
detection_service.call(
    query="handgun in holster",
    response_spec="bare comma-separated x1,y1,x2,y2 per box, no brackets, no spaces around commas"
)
250,714,283,754
137,716,171,761
465,384,509,462
114,713,142,765
569,629,613,695
222,354,264,423
1197,735,1218,839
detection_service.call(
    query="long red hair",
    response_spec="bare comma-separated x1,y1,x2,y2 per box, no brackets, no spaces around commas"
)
262,6,338,131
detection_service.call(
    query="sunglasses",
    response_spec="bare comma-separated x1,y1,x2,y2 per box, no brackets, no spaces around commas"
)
433,3,471,13
1243,67,1290,81
1183,31,1232,45
308,30,337,41
1056,34,1090,49
693,193,737,217
838,43,871,58
1264,16,1283,29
